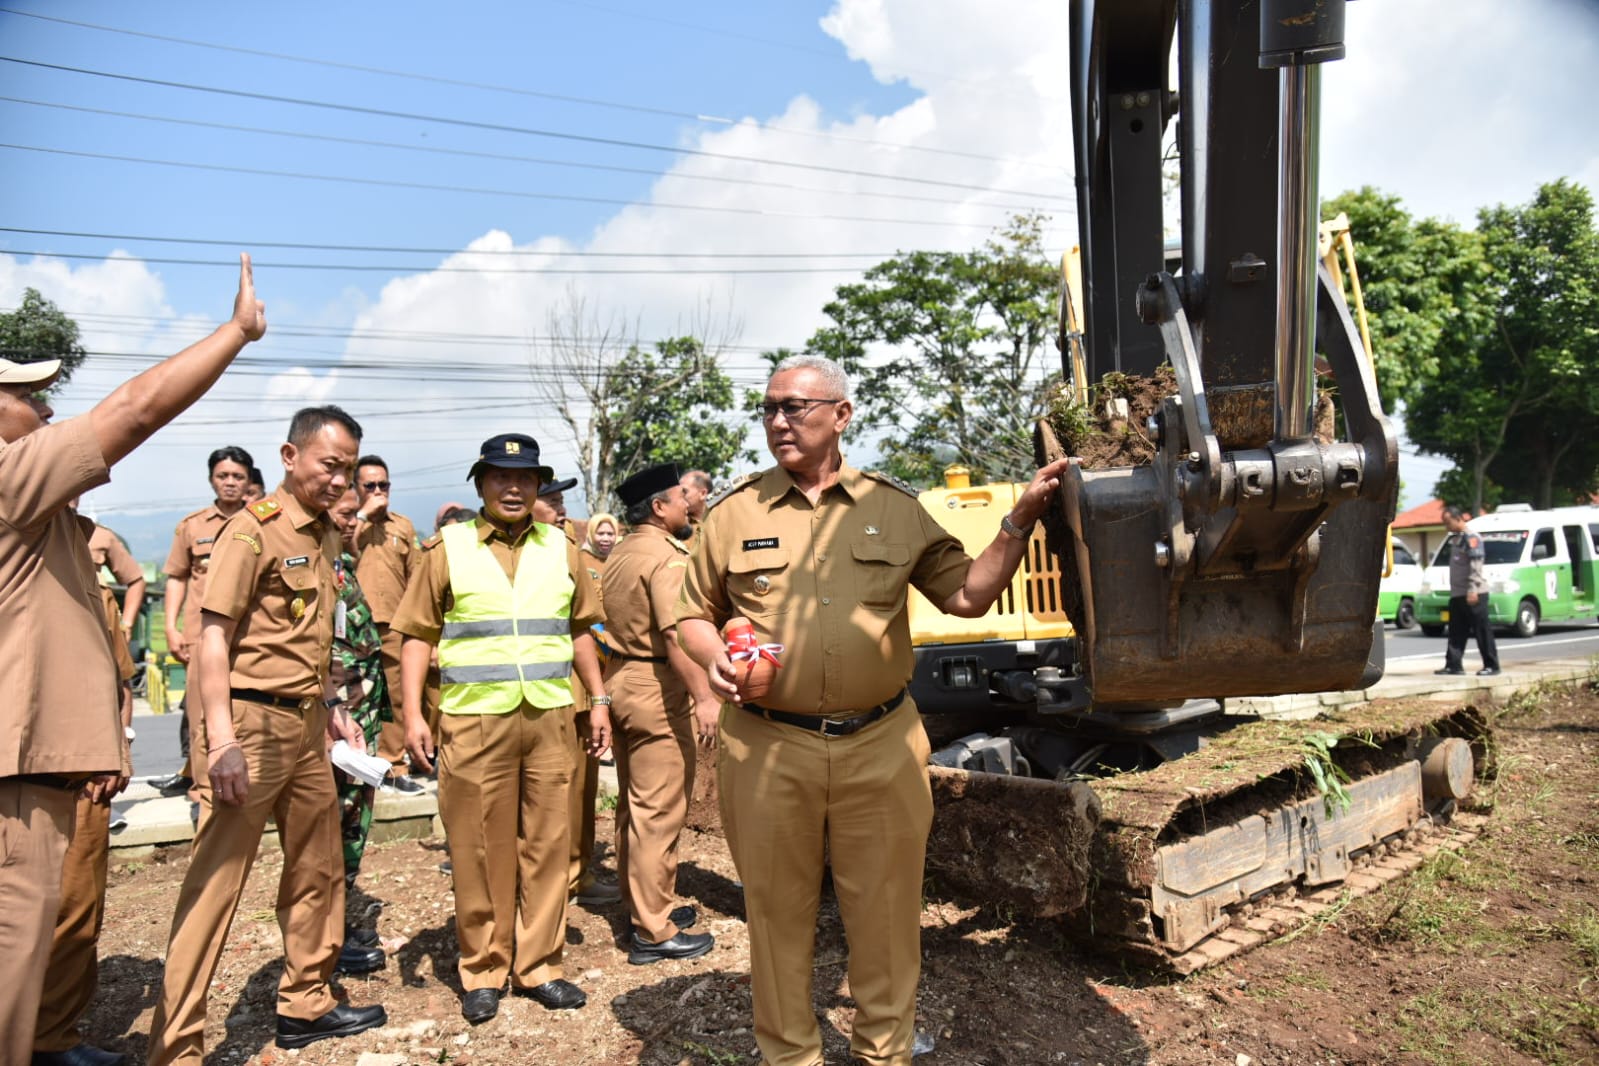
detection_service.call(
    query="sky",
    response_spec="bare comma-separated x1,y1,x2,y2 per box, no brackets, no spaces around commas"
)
2,0,1595,557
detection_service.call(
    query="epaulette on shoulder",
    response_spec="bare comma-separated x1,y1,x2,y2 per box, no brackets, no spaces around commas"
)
248,498,283,522
180,505,212,523
706,471,761,512
421,532,443,550
864,470,920,498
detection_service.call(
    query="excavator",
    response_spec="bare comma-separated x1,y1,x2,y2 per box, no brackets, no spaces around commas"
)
915,0,1488,972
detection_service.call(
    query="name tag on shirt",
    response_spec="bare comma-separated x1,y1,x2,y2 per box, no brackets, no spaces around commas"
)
334,599,348,640
743,538,780,551
285,556,310,568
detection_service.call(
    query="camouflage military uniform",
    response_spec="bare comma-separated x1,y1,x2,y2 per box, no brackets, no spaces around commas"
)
329,551,392,873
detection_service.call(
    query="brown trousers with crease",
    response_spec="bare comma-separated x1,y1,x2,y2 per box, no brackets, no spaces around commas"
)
147,698,344,1066
0,779,77,1066
34,793,112,1053
719,698,933,1066
437,701,571,990
609,660,695,943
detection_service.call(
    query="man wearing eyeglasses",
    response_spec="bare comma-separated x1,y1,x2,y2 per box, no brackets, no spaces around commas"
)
352,454,424,792
677,354,1073,1066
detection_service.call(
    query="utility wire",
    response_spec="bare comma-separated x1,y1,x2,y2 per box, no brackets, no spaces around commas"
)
0,56,1074,202
0,96,1066,215
0,143,1040,231
0,6,1070,172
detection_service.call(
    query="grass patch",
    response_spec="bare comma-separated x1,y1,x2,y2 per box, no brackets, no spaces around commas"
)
1395,987,1593,1065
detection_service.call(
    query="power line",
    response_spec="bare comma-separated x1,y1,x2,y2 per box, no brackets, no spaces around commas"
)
0,143,1038,231
0,97,1066,215
0,6,1070,173
0,56,1074,202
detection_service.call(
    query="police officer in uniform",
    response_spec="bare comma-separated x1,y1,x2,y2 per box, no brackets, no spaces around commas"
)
351,452,424,791
147,405,387,1064
0,254,265,1066
603,463,719,963
1437,504,1501,677
155,444,255,797
395,434,611,1024
677,355,1071,1066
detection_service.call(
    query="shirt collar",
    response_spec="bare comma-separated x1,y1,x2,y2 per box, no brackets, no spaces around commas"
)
756,460,862,508
475,509,543,546
274,487,324,532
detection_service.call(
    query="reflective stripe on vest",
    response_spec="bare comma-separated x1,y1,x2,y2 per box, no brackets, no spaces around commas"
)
437,520,573,714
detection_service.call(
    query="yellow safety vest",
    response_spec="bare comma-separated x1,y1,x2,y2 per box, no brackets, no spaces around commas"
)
437,520,573,715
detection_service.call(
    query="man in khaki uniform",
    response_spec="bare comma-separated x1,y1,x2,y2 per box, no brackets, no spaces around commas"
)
86,517,146,632
0,254,266,1066
155,444,255,796
396,435,611,1025
351,452,424,790
148,405,387,1064
33,581,137,1066
677,355,1070,1066
604,463,720,963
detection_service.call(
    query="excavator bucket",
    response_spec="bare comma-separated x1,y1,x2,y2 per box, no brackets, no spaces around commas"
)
1040,267,1398,707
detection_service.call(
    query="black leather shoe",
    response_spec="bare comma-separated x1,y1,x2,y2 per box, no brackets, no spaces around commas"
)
574,879,621,905
275,1003,387,1049
628,930,715,965
387,774,425,794
439,858,453,875
669,904,698,929
520,978,587,1010
148,773,193,796
461,987,500,1024
333,941,386,975
31,1044,127,1066
1434,667,1465,676
1478,666,1501,676
345,925,380,948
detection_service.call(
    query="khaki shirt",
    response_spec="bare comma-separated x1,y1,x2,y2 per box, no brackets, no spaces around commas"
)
676,463,972,716
99,586,137,682
392,514,603,646
353,511,417,624
579,546,608,605
601,525,692,658
0,416,123,776
201,487,341,699
163,502,233,639
87,522,143,588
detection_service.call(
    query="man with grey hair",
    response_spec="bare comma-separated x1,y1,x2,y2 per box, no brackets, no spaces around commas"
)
680,469,714,526
677,352,1074,1066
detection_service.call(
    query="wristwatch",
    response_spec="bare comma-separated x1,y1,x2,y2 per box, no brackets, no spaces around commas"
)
124,726,137,742
1000,513,1035,541
588,695,613,707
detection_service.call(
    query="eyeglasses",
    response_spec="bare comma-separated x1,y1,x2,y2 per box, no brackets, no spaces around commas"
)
754,397,843,423
360,480,391,492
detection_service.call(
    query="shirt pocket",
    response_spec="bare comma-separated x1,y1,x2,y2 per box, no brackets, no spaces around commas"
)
851,540,912,610
728,548,792,617
277,562,321,622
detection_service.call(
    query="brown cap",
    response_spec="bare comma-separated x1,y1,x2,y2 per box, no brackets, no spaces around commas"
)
0,357,61,389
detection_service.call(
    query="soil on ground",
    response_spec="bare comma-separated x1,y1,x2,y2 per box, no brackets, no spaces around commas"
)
86,680,1599,1065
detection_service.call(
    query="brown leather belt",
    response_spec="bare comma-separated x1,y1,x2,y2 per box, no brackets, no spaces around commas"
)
6,772,92,791
741,689,906,738
613,653,668,663
232,688,316,712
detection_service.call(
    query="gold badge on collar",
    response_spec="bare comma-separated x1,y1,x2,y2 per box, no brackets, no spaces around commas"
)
753,574,772,595
290,596,306,620
865,525,880,536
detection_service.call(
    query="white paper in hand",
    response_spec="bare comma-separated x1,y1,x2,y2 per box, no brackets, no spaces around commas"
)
330,739,391,789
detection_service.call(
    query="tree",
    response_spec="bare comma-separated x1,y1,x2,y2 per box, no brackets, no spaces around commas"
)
805,213,1061,486
0,288,88,390
529,291,751,513
1404,180,1599,512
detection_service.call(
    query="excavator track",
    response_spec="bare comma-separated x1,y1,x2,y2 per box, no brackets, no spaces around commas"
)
926,696,1491,973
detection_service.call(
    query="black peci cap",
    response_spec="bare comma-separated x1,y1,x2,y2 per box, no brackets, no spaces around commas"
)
538,476,578,498
615,462,684,508
467,433,555,483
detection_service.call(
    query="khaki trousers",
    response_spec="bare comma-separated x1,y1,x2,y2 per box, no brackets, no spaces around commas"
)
609,660,695,942
147,699,344,1066
34,793,111,1053
376,624,408,772
0,779,77,1066
719,699,933,1066
437,701,571,991
566,708,601,893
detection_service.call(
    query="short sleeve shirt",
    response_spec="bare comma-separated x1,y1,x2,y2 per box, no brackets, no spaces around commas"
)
391,514,603,645
163,503,232,637
676,463,972,716
0,415,123,775
201,487,341,699
88,522,143,588
353,511,417,624
601,525,693,658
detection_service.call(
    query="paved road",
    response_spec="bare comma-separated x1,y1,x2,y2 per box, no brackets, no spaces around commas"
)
1382,617,1599,671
